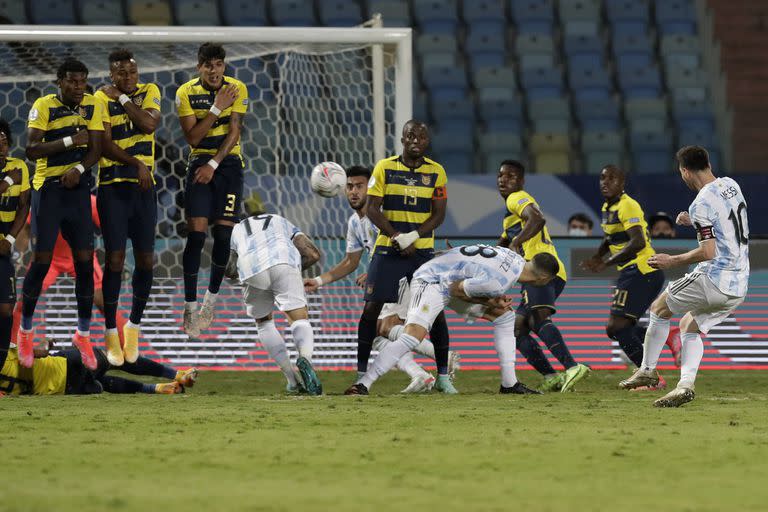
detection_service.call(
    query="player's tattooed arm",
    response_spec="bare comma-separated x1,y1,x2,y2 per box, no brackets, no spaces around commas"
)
293,234,321,270
511,203,546,253
224,251,238,280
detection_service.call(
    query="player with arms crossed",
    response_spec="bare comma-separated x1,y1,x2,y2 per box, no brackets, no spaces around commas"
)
583,165,676,389
0,119,31,378
176,42,248,337
95,48,161,365
496,160,590,392
346,245,558,395
20,58,104,370
357,120,455,393
620,146,750,407
226,211,323,395
304,166,451,393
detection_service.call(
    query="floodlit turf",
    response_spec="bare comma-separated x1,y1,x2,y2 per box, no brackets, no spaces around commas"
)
2,370,768,512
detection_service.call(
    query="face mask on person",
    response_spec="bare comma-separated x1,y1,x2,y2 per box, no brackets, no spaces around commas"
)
569,228,589,237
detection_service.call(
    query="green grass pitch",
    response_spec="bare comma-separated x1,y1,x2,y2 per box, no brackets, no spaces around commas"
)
2,370,767,512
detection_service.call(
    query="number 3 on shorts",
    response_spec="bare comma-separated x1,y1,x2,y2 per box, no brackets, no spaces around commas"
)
225,193,236,213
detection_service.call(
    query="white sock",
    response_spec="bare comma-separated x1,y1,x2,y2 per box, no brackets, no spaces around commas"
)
257,320,297,386
360,334,419,389
641,312,670,371
106,328,118,336
204,290,218,303
493,311,518,388
125,320,140,329
76,329,90,338
413,339,436,360
678,332,703,389
375,336,426,379
387,324,404,341
290,319,314,362
184,301,197,312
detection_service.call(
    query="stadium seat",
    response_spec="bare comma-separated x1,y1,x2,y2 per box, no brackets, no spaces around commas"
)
559,0,600,22
78,0,128,24
671,87,707,102
473,66,517,88
270,0,316,26
563,34,603,58
529,98,571,133
421,52,460,69
612,33,653,60
173,0,220,25
678,128,715,149
0,0,28,23
28,0,76,24
220,0,268,25
584,150,625,173
520,67,563,99
631,131,673,173
128,0,173,24
655,0,696,35
660,34,701,60
480,133,525,171
576,98,621,131
416,34,459,55
568,56,612,100
413,90,429,122
605,0,649,25
462,0,505,24
532,142,571,174
563,20,600,37
465,23,507,57
477,88,524,130
582,131,623,151
666,65,708,89
319,0,363,26
421,64,468,101
617,62,662,98
367,0,410,26
413,0,459,33
510,0,554,34
625,98,668,122
430,97,474,122
519,53,555,70
515,33,555,55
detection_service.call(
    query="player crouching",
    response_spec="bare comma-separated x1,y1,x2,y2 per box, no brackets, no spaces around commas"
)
225,211,323,395
346,245,559,395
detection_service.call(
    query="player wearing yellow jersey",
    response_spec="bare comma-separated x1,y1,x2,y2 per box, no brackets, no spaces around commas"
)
95,48,162,367
0,120,31,381
496,161,590,393
358,120,455,393
582,165,671,389
176,43,249,338
20,58,104,371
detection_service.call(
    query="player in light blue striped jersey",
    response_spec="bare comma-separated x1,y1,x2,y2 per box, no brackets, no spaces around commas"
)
345,245,560,395
620,146,750,407
225,210,323,395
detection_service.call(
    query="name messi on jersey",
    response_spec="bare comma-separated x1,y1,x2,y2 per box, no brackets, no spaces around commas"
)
720,186,738,201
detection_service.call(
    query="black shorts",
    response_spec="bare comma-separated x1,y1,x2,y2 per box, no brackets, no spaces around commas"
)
97,183,157,253
184,155,243,222
63,348,108,395
364,248,434,303
31,177,94,253
516,276,566,316
611,265,666,319
0,255,16,303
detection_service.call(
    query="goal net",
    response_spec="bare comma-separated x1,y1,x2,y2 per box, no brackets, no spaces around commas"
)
0,25,412,370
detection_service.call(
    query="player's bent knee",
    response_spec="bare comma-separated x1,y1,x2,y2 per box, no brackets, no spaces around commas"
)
362,301,383,321
284,307,309,323
650,293,672,318
403,323,428,343
135,252,154,271
605,315,632,339
679,313,700,334
106,252,126,272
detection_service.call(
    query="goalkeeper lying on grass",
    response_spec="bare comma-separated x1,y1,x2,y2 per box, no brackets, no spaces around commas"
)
0,339,197,396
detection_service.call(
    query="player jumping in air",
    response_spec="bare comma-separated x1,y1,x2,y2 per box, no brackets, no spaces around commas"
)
620,146,750,407
20,58,104,370
0,119,31,380
496,160,590,392
357,120,455,392
303,165,455,393
95,48,161,365
583,165,679,390
225,211,324,395
176,42,248,337
346,245,557,395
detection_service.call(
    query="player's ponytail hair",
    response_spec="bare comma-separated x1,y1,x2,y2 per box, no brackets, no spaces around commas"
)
532,253,559,278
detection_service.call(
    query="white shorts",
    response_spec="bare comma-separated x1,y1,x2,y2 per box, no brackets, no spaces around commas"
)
242,264,307,319
378,277,409,321
405,279,450,330
665,272,744,334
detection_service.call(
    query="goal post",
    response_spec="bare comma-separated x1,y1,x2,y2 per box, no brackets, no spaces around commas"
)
0,24,414,369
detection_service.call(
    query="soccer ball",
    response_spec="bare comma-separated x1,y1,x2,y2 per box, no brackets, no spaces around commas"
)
310,162,346,198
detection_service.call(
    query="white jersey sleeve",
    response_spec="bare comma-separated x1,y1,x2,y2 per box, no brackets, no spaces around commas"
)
689,177,750,297
345,214,377,254
231,214,303,281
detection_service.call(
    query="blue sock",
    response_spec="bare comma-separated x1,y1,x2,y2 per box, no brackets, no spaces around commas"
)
209,225,233,294
21,261,51,329
74,259,94,332
182,231,206,302
162,366,177,380
534,319,577,370
21,315,33,331
141,383,156,394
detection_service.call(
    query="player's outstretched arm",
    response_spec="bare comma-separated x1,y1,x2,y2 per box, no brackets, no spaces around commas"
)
304,250,363,291
649,239,716,270
293,234,321,270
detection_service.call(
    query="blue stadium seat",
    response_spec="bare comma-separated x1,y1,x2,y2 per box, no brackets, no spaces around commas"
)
413,90,429,122
655,0,697,35
416,34,459,55
563,34,603,58
617,62,662,98
576,98,621,131
414,0,459,33
605,0,649,25
529,97,571,121
519,53,555,69
672,98,715,132
430,97,475,122
559,0,600,22
625,98,667,122
367,0,410,26
473,66,517,88
478,88,524,130
481,133,525,171
220,0,268,25
173,0,221,25
510,0,554,34
666,65,707,89
465,22,506,57
568,56,612,100
671,87,707,102
631,131,673,173
432,122,475,172
319,0,363,26
563,20,600,36
678,128,715,149
585,151,625,173
462,0,505,24
515,33,555,55
128,0,173,24
612,33,653,60
520,67,564,99
270,0,316,26
0,0,28,23
468,52,507,70
78,0,128,24
421,64,468,101
29,0,76,24
660,34,701,62
421,52,460,69
582,131,625,173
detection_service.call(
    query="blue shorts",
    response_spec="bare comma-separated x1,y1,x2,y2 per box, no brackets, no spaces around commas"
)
0,255,16,303
611,265,665,319
517,276,566,316
184,155,243,222
97,183,157,253
364,248,434,304
31,177,94,253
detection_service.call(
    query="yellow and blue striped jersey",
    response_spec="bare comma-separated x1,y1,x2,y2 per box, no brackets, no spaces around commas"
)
500,190,567,281
367,155,447,252
27,93,104,190
175,76,248,159
0,157,30,242
601,193,656,273
0,348,67,395
95,83,161,186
